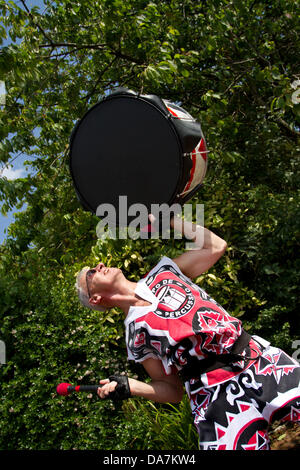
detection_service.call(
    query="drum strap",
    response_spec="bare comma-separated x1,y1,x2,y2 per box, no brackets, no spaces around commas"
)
178,330,258,381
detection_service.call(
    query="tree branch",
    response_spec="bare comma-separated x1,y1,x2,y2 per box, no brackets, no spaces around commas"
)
39,42,144,66
273,116,300,139
20,0,54,46
82,56,119,102
39,42,106,50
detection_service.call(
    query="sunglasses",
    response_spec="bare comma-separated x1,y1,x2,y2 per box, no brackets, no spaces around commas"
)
85,268,96,299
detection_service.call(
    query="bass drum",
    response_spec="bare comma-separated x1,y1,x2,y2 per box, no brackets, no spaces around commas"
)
69,88,208,225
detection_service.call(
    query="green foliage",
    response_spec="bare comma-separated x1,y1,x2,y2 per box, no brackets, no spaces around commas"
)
116,395,198,450
0,0,299,450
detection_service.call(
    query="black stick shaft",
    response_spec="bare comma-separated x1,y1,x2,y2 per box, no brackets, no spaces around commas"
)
68,385,102,393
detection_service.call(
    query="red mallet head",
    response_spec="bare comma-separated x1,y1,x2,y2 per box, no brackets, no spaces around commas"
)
56,382,72,396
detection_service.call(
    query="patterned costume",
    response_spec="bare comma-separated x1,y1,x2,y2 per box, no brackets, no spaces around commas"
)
124,257,300,450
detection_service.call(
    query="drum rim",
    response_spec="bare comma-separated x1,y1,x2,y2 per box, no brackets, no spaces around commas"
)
69,92,185,216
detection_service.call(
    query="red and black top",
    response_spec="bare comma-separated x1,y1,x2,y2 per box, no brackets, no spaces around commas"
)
125,257,258,393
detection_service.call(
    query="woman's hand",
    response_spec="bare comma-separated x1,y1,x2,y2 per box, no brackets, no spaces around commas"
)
97,375,131,400
97,378,118,399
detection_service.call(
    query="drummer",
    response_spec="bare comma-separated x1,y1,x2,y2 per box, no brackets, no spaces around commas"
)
76,215,300,450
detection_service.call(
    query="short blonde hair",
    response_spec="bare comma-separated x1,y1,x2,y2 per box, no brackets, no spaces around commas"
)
75,268,105,312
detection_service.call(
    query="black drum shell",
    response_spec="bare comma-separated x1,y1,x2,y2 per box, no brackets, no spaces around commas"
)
69,88,207,225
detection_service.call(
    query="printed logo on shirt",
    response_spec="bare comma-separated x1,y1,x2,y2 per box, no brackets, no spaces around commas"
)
151,278,195,318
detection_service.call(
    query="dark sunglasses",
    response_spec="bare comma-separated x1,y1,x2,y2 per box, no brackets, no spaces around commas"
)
86,268,96,299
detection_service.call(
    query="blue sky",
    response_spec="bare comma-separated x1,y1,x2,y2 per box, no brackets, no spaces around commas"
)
0,155,35,243
0,0,46,243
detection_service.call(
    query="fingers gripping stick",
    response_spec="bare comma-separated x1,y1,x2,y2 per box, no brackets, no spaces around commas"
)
56,375,131,401
107,375,131,400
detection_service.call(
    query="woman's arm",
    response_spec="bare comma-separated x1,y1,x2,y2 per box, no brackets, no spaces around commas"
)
171,215,227,279
97,358,183,404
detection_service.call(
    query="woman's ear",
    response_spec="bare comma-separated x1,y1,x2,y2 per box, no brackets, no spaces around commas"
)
89,294,103,306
